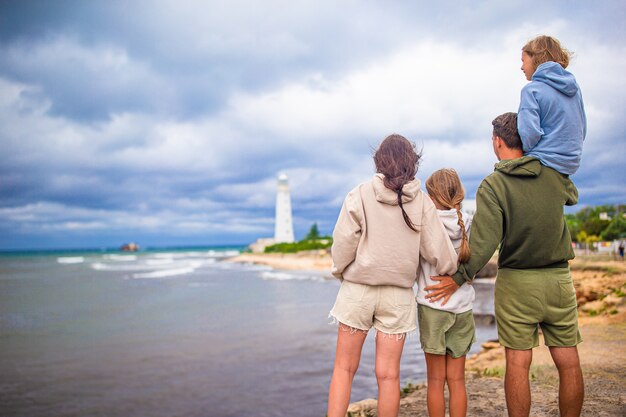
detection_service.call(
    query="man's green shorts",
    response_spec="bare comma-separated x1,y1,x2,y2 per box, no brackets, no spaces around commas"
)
417,304,476,358
495,267,582,350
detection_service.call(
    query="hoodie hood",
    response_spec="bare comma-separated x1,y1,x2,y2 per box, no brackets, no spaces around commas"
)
495,156,542,177
372,173,421,205
532,62,579,97
437,209,470,243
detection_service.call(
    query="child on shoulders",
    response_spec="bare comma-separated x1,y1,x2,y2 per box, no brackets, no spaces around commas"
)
518,35,587,175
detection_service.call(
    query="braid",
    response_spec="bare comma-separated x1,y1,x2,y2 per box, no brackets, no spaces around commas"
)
455,206,471,263
426,168,471,263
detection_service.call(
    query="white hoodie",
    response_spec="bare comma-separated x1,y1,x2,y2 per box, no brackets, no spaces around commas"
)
416,209,475,313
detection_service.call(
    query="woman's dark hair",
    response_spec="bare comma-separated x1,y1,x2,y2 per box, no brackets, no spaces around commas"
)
373,134,422,232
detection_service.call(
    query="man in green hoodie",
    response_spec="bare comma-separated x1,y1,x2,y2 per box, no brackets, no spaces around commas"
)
425,112,584,417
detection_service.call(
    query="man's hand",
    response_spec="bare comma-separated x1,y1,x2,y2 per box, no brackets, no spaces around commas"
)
424,275,460,306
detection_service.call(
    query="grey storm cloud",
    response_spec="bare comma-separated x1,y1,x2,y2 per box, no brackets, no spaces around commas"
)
0,0,625,249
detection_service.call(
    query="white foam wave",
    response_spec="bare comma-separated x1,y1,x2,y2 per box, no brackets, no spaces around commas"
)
91,258,214,272
261,271,327,282
207,250,241,257
132,267,195,279
91,262,148,271
145,259,175,266
103,254,137,261
57,257,85,264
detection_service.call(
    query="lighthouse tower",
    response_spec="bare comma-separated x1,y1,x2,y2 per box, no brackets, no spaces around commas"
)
274,172,295,243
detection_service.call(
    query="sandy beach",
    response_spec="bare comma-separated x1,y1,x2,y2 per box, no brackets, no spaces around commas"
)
228,253,626,416
227,251,333,272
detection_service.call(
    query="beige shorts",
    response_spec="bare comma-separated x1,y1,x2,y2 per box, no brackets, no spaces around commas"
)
329,280,417,335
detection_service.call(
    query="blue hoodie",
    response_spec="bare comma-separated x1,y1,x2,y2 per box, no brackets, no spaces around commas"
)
517,61,587,175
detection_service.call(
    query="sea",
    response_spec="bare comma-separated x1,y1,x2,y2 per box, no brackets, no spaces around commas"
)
0,247,497,417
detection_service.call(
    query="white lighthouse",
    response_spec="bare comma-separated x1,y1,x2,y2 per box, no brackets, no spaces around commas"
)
274,172,295,243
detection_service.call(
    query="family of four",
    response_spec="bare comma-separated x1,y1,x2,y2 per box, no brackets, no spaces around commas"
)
326,35,587,417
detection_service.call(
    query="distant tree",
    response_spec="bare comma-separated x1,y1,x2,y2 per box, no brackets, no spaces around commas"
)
565,214,581,242
582,217,611,237
600,214,626,240
305,223,320,241
577,230,600,251
585,234,601,251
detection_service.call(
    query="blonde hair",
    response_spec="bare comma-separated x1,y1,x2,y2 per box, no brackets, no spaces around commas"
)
425,169,470,263
522,35,572,72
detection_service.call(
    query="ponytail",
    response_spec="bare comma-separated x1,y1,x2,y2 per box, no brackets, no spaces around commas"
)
373,134,422,233
397,189,419,232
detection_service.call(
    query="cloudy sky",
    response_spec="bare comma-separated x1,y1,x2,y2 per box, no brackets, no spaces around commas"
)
1,1,625,250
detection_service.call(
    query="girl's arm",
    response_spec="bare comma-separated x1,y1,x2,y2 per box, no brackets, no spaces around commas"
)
518,87,543,151
330,191,362,279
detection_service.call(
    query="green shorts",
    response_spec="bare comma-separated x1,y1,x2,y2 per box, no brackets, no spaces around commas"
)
495,267,582,350
417,304,476,358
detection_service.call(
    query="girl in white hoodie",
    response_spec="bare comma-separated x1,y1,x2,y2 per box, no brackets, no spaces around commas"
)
417,168,475,417
328,136,458,417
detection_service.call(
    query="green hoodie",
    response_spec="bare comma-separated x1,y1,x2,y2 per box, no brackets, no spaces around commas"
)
452,156,578,286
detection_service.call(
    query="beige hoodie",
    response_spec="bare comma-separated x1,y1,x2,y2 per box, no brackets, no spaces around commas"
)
331,174,458,288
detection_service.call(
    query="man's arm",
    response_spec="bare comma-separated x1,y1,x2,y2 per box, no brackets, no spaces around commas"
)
425,180,504,303
453,180,503,284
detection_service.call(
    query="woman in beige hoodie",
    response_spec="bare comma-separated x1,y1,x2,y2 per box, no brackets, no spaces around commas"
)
327,134,458,417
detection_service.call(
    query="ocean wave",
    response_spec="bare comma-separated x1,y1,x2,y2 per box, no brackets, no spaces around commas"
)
260,271,327,282
91,262,144,271
145,258,175,266
57,257,85,264
214,261,272,271
131,267,196,279
207,250,240,258
103,254,137,262
91,259,214,272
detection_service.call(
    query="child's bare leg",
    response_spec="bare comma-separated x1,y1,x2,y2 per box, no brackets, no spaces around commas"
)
424,352,446,417
446,354,467,417
327,324,368,417
375,332,406,417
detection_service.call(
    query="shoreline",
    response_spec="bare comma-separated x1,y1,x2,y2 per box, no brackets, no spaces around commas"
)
226,251,333,272
228,252,625,416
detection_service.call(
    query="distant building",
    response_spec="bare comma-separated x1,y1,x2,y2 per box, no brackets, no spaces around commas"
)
248,238,276,254
274,172,295,243
248,172,295,253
